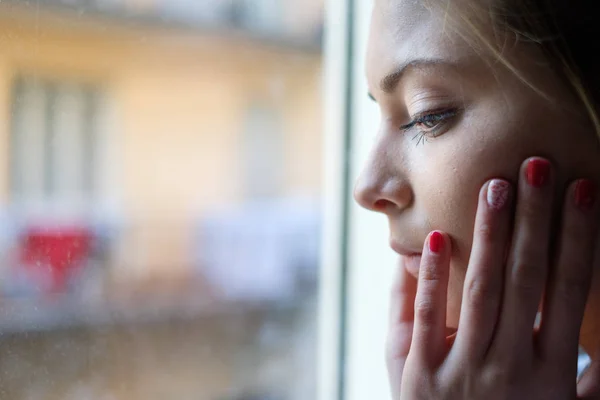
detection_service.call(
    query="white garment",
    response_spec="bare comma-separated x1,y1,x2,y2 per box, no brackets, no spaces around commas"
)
579,350,592,380
196,198,320,302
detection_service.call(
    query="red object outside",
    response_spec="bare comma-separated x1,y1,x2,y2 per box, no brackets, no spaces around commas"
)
19,227,94,292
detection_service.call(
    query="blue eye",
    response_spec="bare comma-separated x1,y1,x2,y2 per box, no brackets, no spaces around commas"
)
400,108,459,146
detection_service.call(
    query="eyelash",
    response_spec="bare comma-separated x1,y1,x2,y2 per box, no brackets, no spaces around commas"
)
399,108,459,146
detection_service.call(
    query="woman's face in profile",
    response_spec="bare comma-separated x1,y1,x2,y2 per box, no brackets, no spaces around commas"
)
354,0,600,328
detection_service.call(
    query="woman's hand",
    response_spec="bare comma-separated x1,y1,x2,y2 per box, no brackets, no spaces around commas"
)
387,157,600,399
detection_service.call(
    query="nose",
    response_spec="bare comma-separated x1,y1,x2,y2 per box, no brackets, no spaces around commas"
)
353,151,413,214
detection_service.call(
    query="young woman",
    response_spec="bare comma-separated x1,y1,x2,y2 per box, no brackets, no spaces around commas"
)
353,0,600,398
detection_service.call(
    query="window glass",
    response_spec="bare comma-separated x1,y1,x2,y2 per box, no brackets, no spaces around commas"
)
0,1,325,399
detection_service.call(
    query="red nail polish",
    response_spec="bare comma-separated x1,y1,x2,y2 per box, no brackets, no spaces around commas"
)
575,179,596,210
526,159,551,188
429,231,444,253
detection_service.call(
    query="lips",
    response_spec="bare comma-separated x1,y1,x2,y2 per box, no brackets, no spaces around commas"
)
389,239,422,278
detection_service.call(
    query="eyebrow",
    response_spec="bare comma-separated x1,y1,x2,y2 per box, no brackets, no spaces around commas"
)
379,57,451,94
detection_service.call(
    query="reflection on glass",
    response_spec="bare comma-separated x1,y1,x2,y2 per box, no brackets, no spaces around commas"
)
0,1,324,398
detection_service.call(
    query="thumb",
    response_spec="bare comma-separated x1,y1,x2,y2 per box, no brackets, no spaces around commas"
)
386,257,418,398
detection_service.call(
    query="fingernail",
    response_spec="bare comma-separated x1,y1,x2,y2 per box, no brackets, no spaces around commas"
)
487,179,510,210
526,158,551,188
429,231,444,253
575,179,596,210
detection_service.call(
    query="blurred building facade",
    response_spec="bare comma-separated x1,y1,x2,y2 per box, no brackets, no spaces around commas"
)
0,1,323,398
0,0,322,292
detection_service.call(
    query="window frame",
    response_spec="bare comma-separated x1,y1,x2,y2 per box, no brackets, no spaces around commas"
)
317,0,351,397
319,0,396,399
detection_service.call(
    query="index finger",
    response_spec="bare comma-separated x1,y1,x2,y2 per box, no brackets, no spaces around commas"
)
410,231,451,367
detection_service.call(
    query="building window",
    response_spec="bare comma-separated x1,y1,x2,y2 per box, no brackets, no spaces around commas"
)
10,76,103,215
242,103,284,199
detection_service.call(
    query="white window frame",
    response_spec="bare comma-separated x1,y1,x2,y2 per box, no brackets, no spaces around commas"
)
345,0,397,398
317,0,350,397
319,0,396,399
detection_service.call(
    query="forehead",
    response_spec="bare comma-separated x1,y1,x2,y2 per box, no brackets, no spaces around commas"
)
366,0,476,90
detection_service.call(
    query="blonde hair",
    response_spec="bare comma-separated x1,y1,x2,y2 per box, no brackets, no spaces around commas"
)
428,0,600,137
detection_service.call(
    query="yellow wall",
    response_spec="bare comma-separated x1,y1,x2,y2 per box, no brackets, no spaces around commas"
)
0,6,323,279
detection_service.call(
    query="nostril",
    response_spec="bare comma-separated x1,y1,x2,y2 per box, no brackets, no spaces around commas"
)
373,199,391,212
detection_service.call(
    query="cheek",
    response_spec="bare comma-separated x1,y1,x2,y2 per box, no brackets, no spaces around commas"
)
413,153,481,328
416,139,520,327
421,115,533,257
413,88,584,327
425,164,479,327
417,149,485,266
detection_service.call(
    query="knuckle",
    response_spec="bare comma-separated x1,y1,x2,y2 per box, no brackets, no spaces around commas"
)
402,367,436,396
562,216,593,250
553,271,590,306
481,365,507,386
476,222,496,243
415,299,437,325
482,361,523,387
488,372,521,391
465,276,500,312
519,194,546,218
420,264,444,283
511,260,545,295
